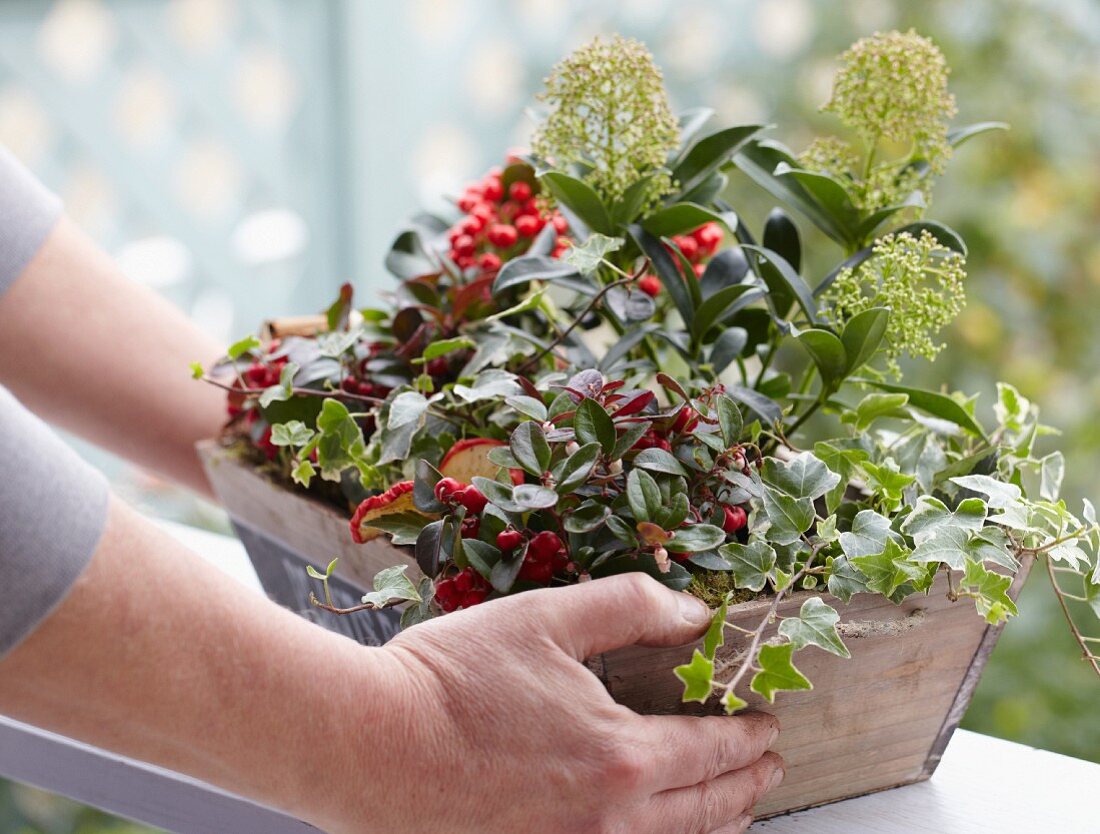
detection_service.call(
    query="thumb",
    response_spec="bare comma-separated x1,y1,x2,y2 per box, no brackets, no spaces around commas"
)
518,574,713,661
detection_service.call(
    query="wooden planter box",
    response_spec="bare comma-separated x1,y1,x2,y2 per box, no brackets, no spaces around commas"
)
197,439,1030,819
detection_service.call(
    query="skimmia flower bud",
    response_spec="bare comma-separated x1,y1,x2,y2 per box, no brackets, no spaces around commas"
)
825,230,966,375
532,35,679,207
823,29,957,169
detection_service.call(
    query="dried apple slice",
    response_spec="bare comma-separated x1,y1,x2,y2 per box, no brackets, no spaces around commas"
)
439,438,524,485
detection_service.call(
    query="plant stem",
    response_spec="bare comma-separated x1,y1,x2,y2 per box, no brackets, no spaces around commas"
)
516,275,636,374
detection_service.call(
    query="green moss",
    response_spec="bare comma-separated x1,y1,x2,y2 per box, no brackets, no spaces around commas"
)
687,571,762,608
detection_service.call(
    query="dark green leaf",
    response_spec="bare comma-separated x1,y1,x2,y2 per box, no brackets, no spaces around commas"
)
763,207,801,272
948,121,1009,149
691,284,762,344
557,442,602,493
674,124,766,195
510,421,551,477
666,524,727,553
710,328,749,375
796,328,847,389
856,379,986,438
627,226,694,327
742,244,817,322
492,255,587,296
513,484,559,510
716,395,744,446
642,203,732,238
633,447,688,476
841,308,889,374
626,468,662,522
386,229,436,280
540,171,614,235
574,397,616,455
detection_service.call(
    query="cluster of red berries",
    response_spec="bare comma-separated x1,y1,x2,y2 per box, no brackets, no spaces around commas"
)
497,528,569,585
638,222,725,297
340,342,393,400
633,404,699,453
447,163,571,272
434,566,491,612
435,476,489,538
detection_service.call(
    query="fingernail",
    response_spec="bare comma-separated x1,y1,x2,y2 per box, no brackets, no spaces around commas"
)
736,813,753,832
769,766,785,791
678,594,712,627
768,720,780,748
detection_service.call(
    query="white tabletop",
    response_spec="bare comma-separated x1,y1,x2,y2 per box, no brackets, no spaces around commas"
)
1,518,1096,833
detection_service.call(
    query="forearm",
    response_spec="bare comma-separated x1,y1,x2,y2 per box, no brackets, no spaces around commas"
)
0,496,389,828
0,218,227,497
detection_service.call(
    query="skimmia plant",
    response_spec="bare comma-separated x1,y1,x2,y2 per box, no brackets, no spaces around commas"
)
199,32,1100,710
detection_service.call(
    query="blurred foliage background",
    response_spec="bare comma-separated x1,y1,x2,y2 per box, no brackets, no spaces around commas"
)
3,0,1099,829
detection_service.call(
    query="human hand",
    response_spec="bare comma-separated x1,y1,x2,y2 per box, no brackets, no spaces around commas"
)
324,574,783,834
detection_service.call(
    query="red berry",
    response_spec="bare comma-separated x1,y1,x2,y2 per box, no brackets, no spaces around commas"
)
487,224,518,248
509,181,533,202
497,529,524,551
461,516,481,538
434,477,464,503
463,588,489,607
457,486,488,515
478,252,502,272
456,195,478,213
245,362,267,385
528,530,563,561
426,357,449,377
483,178,504,202
518,560,554,584
454,570,474,593
452,234,476,257
693,263,706,279
435,578,459,612
459,216,482,235
514,214,541,238
638,275,661,297
722,505,748,534
471,203,495,223
551,213,568,234
693,222,724,254
673,235,699,261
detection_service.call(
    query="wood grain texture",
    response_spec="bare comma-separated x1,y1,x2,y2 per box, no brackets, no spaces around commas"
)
197,440,417,589
198,443,1029,819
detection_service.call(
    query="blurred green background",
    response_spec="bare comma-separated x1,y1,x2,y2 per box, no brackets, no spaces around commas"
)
3,0,1099,830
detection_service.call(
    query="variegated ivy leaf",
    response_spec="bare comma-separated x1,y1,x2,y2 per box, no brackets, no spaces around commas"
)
258,362,299,408
561,232,624,275
994,381,1031,433
719,540,777,592
270,420,314,447
901,496,987,545
360,565,422,609
960,560,1018,624
778,597,851,658
1047,542,1088,571
387,391,436,429
839,509,900,559
750,643,812,702
950,474,1031,529
909,526,970,571
851,539,924,597
674,649,715,703
760,451,841,501
453,369,524,403
826,555,869,603
291,459,316,487
761,487,815,545
1039,452,1065,502
968,527,1019,571
722,691,748,714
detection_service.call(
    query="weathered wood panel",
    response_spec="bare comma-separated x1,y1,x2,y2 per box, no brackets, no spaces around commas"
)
198,442,1030,819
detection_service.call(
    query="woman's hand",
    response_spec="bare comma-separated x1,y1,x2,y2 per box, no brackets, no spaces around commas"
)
323,574,783,834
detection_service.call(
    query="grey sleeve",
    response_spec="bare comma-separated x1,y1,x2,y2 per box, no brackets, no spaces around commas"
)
0,386,109,657
0,147,102,658
0,143,62,295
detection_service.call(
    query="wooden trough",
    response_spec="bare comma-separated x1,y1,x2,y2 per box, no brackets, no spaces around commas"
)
197,439,1029,819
